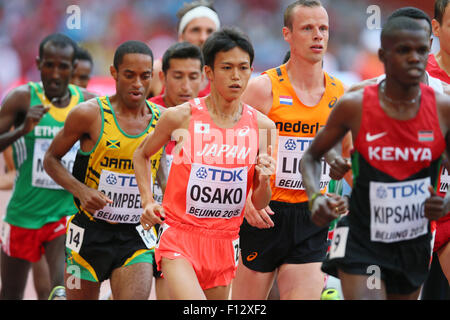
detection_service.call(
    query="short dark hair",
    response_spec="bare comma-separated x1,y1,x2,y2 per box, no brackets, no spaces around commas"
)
202,27,254,68
75,46,93,66
388,7,432,36
284,0,322,30
162,42,204,74
176,0,217,31
113,40,153,70
381,16,426,48
435,0,450,23
39,33,77,62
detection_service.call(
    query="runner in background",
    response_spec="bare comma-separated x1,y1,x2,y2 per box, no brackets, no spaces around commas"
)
149,41,204,299
148,0,220,98
422,0,450,299
233,0,348,300
71,46,93,89
0,33,95,300
44,40,165,300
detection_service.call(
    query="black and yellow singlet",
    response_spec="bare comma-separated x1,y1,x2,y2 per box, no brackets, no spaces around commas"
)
72,96,162,223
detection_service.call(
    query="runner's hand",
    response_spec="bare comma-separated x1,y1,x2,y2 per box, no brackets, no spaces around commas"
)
78,186,113,214
310,195,342,227
326,193,348,215
255,145,275,184
328,156,351,180
424,185,446,221
18,105,50,135
140,202,165,230
244,202,275,229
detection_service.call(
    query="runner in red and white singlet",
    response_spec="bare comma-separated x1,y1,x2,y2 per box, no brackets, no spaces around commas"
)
133,28,276,300
425,0,450,288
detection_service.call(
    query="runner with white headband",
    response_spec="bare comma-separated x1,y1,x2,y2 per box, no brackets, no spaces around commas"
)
178,6,220,38
148,0,220,98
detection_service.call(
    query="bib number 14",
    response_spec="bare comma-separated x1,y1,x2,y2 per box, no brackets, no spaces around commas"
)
66,222,84,253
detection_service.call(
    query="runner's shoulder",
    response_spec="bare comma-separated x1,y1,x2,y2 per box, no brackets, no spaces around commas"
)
1,84,31,113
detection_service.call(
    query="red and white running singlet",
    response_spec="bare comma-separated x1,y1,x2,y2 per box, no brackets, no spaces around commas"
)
162,97,259,238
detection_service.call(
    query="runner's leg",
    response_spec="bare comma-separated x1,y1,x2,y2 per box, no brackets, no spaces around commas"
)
338,269,387,300
0,250,31,299
161,257,206,300
44,234,66,288
438,242,450,285
277,262,324,299
32,257,51,300
110,262,153,300
231,255,276,300
64,266,101,300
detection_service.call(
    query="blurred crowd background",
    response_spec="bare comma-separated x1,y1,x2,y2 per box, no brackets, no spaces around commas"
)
0,0,437,98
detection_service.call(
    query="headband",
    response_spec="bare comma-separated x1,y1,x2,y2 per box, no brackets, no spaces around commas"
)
178,6,220,36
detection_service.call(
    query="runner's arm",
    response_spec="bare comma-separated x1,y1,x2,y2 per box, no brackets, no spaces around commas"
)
0,86,46,152
156,148,169,196
0,147,15,190
301,94,357,226
43,100,110,212
134,105,186,208
241,74,273,115
251,113,276,210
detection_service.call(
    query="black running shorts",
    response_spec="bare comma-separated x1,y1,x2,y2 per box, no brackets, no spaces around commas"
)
239,201,329,272
65,213,156,282
322,215,432,295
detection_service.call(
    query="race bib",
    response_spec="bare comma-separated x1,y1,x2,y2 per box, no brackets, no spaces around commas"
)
329,226,349,259
94,169,151,224
186,163,247,219
32,139,79,189
370,177,430,243
232,238,240,267
136,225,158,249
156,223,170,249
66,222,84,253
439,165,450,193
275,136,330,190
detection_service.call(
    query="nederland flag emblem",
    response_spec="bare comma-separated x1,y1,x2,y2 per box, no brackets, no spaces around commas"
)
418,130,434,142
279,95,293,105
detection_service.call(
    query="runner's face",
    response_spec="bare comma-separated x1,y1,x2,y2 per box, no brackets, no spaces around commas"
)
433,5,450,55
206,47,253,102
179,17,217,47
381,29,429,86
38,44,74,100
113,53,153,108
71,59,92,89
163,58,202,106
283,5,329,64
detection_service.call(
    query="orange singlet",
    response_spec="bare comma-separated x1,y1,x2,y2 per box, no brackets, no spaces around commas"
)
155,97,259,289
265,64,345,203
